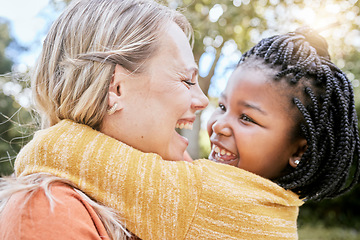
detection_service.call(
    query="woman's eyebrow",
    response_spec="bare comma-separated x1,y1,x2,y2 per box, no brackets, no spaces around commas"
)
183,66,198,75
190,67,199,76
178,66,198,79
237,100,267,115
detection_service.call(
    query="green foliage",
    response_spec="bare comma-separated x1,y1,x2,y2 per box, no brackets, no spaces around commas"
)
199,128,211,158
0,21,35,176
0,74,35,176
298,225,360,240
0,20,13,74
299,184,360,228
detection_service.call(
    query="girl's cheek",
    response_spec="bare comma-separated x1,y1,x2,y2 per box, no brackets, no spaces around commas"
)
207,123,212,137
207,115,217,136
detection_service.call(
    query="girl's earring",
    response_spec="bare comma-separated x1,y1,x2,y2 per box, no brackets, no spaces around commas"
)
294,159,300,165
107,103,118,115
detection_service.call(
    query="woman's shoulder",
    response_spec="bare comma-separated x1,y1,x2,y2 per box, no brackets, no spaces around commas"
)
0,182,109,240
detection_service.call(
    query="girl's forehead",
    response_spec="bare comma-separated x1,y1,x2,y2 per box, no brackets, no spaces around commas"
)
227,64,301,95
226,66,273,90
224,66,297,111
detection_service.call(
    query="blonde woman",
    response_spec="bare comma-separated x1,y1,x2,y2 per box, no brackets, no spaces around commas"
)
0,0,303,239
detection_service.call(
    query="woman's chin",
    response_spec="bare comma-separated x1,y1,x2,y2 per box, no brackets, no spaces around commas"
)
161,152,186,162
170,132,189,161
164,144,187,161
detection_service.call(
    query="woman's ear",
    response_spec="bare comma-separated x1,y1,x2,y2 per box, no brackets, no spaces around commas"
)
289,139,308,168
107,64,129,112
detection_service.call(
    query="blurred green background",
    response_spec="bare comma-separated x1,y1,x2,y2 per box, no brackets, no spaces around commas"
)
1,0,360,239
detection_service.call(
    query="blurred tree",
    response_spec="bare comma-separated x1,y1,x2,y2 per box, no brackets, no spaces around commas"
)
0,20,13,74
0,85,34,176
0,20,33,176
0,19,15,176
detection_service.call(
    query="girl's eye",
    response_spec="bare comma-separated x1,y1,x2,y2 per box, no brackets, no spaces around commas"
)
219,103,226,111
183,80,195,87
240,114,256,124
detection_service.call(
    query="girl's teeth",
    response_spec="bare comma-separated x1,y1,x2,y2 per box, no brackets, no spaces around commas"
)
212,145,235,157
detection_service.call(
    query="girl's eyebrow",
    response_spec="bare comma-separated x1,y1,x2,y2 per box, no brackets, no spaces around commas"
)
237,100,267,115
220,92,227,100
220,92,267,115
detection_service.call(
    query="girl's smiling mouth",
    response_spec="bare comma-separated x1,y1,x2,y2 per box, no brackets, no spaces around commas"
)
209,143,239,166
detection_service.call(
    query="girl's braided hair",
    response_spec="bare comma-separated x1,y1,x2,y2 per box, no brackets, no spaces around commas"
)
239,27,360,201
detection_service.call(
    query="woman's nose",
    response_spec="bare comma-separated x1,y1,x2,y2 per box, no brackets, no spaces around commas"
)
191,84,209,111
212,117,232,137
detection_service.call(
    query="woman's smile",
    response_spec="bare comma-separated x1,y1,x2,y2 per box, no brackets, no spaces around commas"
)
176,118,195,130
174,117,196,147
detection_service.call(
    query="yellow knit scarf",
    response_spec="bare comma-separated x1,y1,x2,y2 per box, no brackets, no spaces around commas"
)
15,120,303,240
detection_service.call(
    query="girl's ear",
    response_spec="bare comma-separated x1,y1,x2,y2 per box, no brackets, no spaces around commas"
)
289,139,308,168
107,64,129,112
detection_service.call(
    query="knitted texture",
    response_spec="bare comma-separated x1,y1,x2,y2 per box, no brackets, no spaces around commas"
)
15,120,304,240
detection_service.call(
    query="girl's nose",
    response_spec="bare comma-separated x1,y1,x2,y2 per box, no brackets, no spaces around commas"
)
191,84,209,111
212,117,232,137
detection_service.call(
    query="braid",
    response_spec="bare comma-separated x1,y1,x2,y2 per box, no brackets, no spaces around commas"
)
238,27,360,201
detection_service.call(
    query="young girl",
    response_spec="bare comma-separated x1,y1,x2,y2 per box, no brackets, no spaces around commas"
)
207,27,360,201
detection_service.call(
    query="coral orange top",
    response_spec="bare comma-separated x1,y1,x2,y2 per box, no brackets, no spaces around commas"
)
0,183,110,240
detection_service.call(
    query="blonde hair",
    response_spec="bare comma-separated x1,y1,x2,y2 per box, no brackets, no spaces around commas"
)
32,0,192,130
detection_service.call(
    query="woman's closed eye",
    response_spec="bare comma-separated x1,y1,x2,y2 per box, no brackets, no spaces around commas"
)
182,79,195,88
